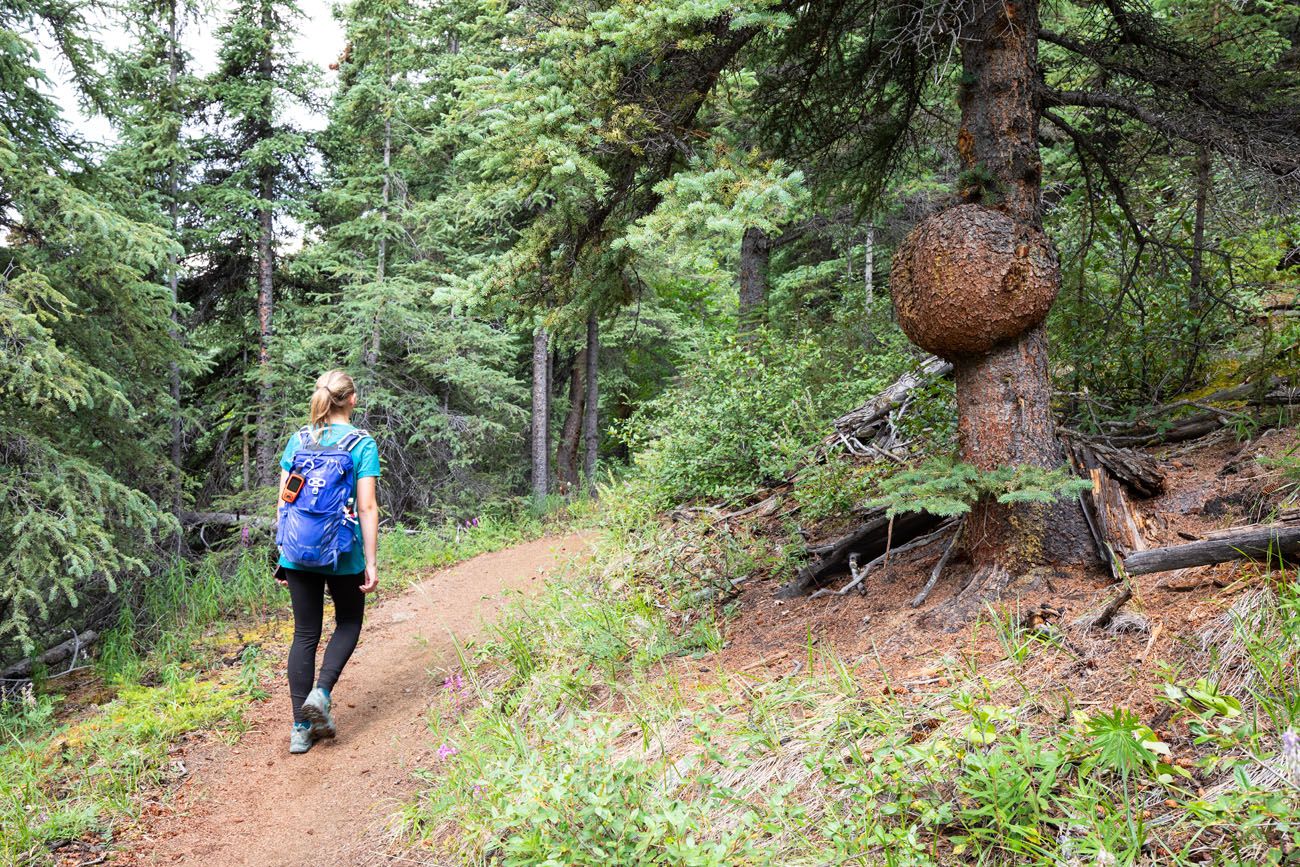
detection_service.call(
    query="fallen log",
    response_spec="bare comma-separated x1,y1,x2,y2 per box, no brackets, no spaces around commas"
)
1,630,97,680
1097,379,1299,447
1062,432,1165,498
1121,520,1300,576
780,508,946,597
181,511,273,529
817,355,952,460
810,520,957,599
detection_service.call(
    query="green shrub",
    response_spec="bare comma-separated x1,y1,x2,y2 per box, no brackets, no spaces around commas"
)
97,549,282,685
617,329,913,506
455,719,764,866
0,676,248,864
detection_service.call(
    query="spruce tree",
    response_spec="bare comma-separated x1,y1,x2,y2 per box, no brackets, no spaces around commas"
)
297,0,526,516
195,0,315,487
0,1,184,652
108,0,204,535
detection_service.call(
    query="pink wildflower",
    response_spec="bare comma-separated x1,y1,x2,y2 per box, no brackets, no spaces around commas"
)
1282,729,1300,784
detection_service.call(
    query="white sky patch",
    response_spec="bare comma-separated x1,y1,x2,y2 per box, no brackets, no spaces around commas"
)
38,0,345,145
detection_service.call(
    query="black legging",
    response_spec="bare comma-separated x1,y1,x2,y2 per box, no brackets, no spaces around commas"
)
283,568,366,725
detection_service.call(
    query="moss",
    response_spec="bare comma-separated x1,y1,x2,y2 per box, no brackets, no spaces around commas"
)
1005,502,1047,566
956,164,997,200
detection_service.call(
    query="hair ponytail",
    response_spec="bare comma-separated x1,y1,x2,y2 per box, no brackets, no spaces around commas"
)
308,369,357,441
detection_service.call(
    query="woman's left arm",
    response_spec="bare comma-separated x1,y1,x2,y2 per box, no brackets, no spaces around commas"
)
357,475,379,592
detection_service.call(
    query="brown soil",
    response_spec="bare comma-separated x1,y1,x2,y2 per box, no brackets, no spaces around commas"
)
115,533,592,867
695,428,1296,712
101,429,1296,864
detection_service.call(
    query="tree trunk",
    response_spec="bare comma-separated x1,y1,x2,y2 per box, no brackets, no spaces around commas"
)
242,415,251,492
1189,147,1210,314
582,312,599,493
253,0,276,486
738,226,770,334
556,350,586,487
366,112,391,370
531,326,550,503
862,224,875,347
1180,146,1212,390
953,0,1090,577
167,0,183,549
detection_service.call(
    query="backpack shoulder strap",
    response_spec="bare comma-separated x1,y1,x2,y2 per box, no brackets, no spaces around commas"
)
337,429,370,451
297,426,314,447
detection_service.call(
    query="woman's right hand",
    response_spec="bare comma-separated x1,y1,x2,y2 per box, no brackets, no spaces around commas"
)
360,563,378,593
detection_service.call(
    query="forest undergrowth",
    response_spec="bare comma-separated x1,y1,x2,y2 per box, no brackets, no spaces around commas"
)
0,509,564,865
403,489,1300,866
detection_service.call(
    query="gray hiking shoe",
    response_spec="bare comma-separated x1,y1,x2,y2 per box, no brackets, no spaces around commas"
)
289,724,313,754
301,687,336,740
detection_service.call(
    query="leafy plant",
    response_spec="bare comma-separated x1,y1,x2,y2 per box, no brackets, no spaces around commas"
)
619,329,910,506
1083,707,1174,781
871,459,1090,518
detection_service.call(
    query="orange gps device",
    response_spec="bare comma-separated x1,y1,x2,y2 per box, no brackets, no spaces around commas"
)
282,473,306,503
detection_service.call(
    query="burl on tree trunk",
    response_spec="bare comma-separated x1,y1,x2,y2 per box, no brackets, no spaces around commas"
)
889,0,1091,608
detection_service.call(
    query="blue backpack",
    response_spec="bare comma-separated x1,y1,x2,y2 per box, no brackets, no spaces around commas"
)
276,427,370,568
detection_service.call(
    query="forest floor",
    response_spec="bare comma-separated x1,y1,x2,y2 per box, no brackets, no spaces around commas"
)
705,427,1296,712
111,533,593,867
20,428,1298,865
391,425,1300,864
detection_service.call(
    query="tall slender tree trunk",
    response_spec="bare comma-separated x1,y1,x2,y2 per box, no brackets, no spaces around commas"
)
738,226,770,334
556,351,586,486
365,36,394,371
582,312,599,494
1189,147,1211,314
862,224,875,348
1181,146,1212,390
253,0,276,485
531,326,550,504
242,415,251,492
254,190,275,485
953,0,1088,576
167,0,183,547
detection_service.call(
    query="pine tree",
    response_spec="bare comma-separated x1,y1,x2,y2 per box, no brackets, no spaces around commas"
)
194,0,315,488
0,1,184,651
108,0,204,538
297,0,527,516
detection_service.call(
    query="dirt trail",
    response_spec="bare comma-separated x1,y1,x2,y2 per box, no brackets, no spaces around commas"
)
121,533,591,867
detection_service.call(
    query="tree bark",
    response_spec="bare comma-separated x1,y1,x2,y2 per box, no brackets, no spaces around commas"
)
738,226,770,334
1189,147,1211,315
531,326,550,503
582,312,599,493
366,111,391,370
862,224,875,347
954,0,1090,571
253,0,276,486
1180,146,1212,389
556,350,586,486
167,0,183,548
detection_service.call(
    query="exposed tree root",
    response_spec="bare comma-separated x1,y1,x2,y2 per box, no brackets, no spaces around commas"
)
911,518,964,608
1070,583,1132,632
935,564,1054,629
809,520,957,600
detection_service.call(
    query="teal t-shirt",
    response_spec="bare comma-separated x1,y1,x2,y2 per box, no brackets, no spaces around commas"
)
278,422,381,576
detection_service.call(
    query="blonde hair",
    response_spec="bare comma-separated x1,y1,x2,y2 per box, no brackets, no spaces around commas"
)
309,369,356,440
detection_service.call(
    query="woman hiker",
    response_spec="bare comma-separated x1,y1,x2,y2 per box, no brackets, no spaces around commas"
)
274,369,381,754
